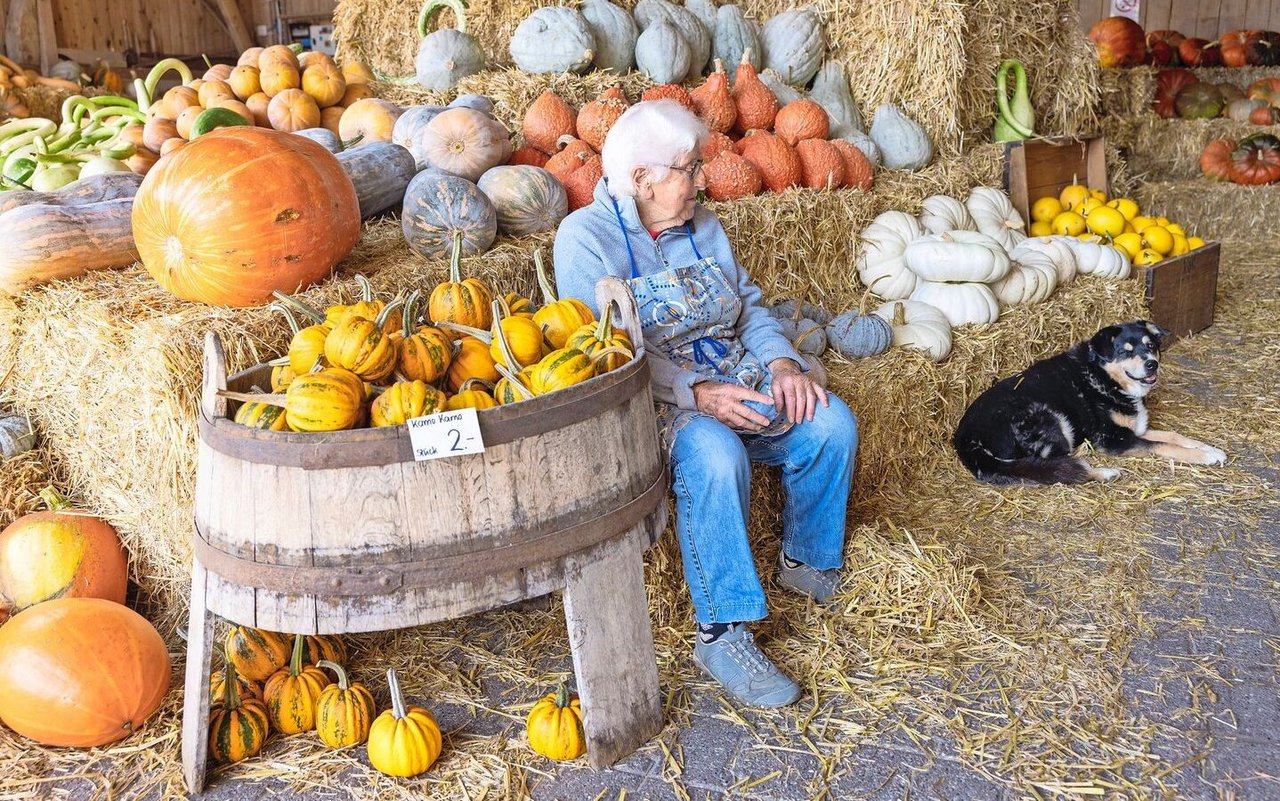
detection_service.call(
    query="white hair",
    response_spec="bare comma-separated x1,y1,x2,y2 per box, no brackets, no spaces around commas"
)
600,100,707,197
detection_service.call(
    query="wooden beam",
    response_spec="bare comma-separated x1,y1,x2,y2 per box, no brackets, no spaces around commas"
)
5,0,31,66
34,0,52,73
211,0,253,53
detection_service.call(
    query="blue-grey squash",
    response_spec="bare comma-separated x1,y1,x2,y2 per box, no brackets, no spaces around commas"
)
835,129,880,167
579,0,637,74
684,0,717,35
760,8,826,87
869,104,933,171
825,309,892,358
510,7,597,75
635,19,691,85
292,127,344,153
768,298,833,325
634,0,710,82
335,142,418,219
401,171,498,259
713,5,761,82
448,94,495,115
476,165,568,237
808,60,862,135
391,105,447,169
414,0,486,91
758,70,803,107
776,316,828,356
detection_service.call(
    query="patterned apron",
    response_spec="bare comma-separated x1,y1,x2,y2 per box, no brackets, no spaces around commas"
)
608,196,792,451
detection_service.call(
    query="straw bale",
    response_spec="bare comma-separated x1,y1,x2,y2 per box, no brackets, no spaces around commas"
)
1133,180,1280,240
1103,115,1280,182
0,449,51,529
336,0,1100,155
10,85,110,123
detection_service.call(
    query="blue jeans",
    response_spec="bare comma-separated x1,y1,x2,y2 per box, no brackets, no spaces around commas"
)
668,394,858,624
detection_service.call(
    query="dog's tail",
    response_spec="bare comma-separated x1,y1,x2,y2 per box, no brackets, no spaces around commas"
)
955,437,1094,485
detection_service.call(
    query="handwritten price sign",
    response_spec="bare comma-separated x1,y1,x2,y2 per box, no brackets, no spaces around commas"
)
406,408,485,461
1111,0,1140,21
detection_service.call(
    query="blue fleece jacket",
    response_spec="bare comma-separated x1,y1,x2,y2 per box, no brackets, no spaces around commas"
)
552,179,804,410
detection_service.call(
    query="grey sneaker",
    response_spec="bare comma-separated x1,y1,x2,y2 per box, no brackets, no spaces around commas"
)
777,553,839,603
692,624,801,708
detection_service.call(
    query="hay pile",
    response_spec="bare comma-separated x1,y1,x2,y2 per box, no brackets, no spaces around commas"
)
1103,116,1280,181
1134,180,1280,240
334,0,1099,155
1100,65,1280,118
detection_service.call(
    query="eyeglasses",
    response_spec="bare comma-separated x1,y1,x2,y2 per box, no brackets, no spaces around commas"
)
664,159,703,179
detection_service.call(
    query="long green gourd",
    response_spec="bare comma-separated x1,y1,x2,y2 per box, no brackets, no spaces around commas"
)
994,59,1035,142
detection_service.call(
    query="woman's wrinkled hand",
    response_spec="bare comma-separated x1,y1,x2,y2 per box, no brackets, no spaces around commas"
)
692,381,774,431
769,358,828,423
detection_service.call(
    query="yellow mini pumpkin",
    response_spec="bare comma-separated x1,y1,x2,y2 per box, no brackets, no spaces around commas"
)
270,298,331,374
323,299,402,381
371,380,447,426
493,364,536,406
234,396,288,431
301,634,348,666
263,634,332,735
285,368,366,432
445,379,499,410
397,290,453,383
209,661,271,764
367,669,443,777
429,231,493,335
526,684,586,761
314,660,376,748
224,626,291,683
210,665,263,706
532,250,593,349
565,304,634,374
529,348,596,395
445,336,500,393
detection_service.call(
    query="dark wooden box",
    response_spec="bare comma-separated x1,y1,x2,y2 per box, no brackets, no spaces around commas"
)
1003,136,1218,341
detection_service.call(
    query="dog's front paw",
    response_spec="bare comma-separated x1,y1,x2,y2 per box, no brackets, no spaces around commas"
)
1199,445,1227,466
1091,467,1122,482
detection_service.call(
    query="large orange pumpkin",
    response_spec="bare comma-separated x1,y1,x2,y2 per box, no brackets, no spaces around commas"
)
132,127,361,307
1087,17,1146,68
0,598,171,747
0,487,128,617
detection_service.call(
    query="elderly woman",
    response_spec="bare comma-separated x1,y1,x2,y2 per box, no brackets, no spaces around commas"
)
552,101,858,708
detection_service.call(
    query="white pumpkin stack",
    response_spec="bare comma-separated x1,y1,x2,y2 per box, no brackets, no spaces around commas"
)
902,230,1007,326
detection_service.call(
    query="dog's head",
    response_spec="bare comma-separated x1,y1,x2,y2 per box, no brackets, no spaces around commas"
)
1089,320,1170,398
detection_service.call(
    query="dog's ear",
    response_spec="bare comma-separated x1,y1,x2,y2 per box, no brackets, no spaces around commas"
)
1089,325,1123,360
1141,320,1172,348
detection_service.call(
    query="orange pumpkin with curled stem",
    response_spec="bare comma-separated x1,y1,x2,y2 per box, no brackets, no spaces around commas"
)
322,299,403,381
397,291,454,383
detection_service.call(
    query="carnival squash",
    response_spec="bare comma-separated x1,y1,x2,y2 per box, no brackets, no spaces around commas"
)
234,396,289,431
286,368,366,431
430,231,495,331
527,684,586,760
371,380,447,426
530,347,596,394
225,626,292,682
565,303,634,372
133,127,359,307
0,598,171,747
0,488,128,617
263,634,332,734
315,660,376,748
368,669,442,776
209,661,270,763
402,171,498,259
533,250,594,348
446,337,500,392
210,664,263,706
398,295,455,382
323,302,402,381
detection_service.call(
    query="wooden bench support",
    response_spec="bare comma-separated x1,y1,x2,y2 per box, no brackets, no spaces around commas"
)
181,561,215,794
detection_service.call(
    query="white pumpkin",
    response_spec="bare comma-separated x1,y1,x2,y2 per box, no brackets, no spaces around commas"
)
965,186,1026,250
918,195,974,235
872,300,952,361
903,230,1011,283
1012,236,1078,284
991,252,1059,306
909,280,1000,326
1062,237,1132,279
856,210,922,299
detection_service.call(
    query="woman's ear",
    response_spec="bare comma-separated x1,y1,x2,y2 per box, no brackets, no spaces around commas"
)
630,166,652,198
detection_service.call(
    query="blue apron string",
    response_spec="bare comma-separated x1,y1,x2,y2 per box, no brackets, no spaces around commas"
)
691,336,728,374
608,194,641,280
684,224,703,261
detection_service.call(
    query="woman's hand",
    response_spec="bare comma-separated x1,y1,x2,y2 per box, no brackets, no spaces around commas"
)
692,380,775,431
769,358,828,423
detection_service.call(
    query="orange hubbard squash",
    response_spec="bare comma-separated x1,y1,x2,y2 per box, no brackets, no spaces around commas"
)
641,84,694,109
561,154,603,211
133,127,360,307
524,90,577,155
508,145,550,168
429,231,494,333
794,138,845,189
730,49,778,134
702,151,762,200
0,597,171,747
774,99,829,146
545,136,597,181
736,130,800,192
700,131,736,162
577,86,629,151
690,59,737,134
829,139,874,190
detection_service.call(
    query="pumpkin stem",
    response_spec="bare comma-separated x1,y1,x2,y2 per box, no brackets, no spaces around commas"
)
554,683,571,709
437,321,492,342
386,669,408,719
271,291,327,325
375,297,405,329
494,363,535,401
288,633,305,677
892,302,907,327
587,344,632,367
223,659,244,711
418,0,468,38
490,299,524,371
268,301,302,336
458,377,495,392
448,230,464,285
317,660,350,691
595,303,615,341
354,273,375,303
534,249,558,305
402,289,423,339
553,134,578,152
37,486,71,512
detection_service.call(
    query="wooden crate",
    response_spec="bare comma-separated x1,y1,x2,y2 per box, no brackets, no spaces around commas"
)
1003,136,1218,340
1003,136,1108,224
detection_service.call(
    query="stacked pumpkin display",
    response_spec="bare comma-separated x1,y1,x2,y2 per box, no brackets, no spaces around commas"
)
1088,17,1280,68
854,185,1135,360
233,244,633,433
1154,70,1280,124
0,488,172,749
1199,134,1280,185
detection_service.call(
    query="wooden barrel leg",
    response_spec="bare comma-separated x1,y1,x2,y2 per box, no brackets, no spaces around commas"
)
562,527,663,768
181,561,216,794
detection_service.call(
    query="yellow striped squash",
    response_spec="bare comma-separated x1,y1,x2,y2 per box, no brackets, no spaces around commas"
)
224,626,291,683
371,381,447,426
287,324,331,374
285,368,366,432
429,232,493,335
314,660,376,748
263,635,332,734
399,325,453,383
532,249,593,349
233,398,288,431
209,662,271,764
565,304,634,373
530,347,596,395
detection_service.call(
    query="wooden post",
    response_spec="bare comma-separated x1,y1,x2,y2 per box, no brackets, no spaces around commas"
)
562,527,663,768
211,0,253,53
181,561,215,794
33,0,52,75
5,0,31,66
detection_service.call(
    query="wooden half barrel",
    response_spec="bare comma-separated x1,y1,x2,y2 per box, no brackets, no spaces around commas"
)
193,278,667,634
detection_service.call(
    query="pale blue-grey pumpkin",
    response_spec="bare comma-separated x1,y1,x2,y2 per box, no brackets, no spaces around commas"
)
391,105,447,169
579,0,638,74
476,165,568,237
634,19,691,85
768,298,833,325
808,60,863,136
869,104,933,171
759,8,826,86
758,70,803,106
414,0,486,91
712,5,761,82
335,142,418,219
401,171,497,259
776,316,828,356
634,0,711,82
292,127,343,153
448,94,495,115
509,7,597,74
825,309,892,358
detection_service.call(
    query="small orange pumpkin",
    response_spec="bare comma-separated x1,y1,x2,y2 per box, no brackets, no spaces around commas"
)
523,90,577,154
730,49,778,134
690,60,736,134
794,138,845,189
774,99,829,146
577,86,629,151
302,62,346,108
268,88,321,132
736,129,801,193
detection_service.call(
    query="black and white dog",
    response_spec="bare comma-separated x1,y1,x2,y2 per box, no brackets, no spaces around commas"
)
954,321,1227,484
